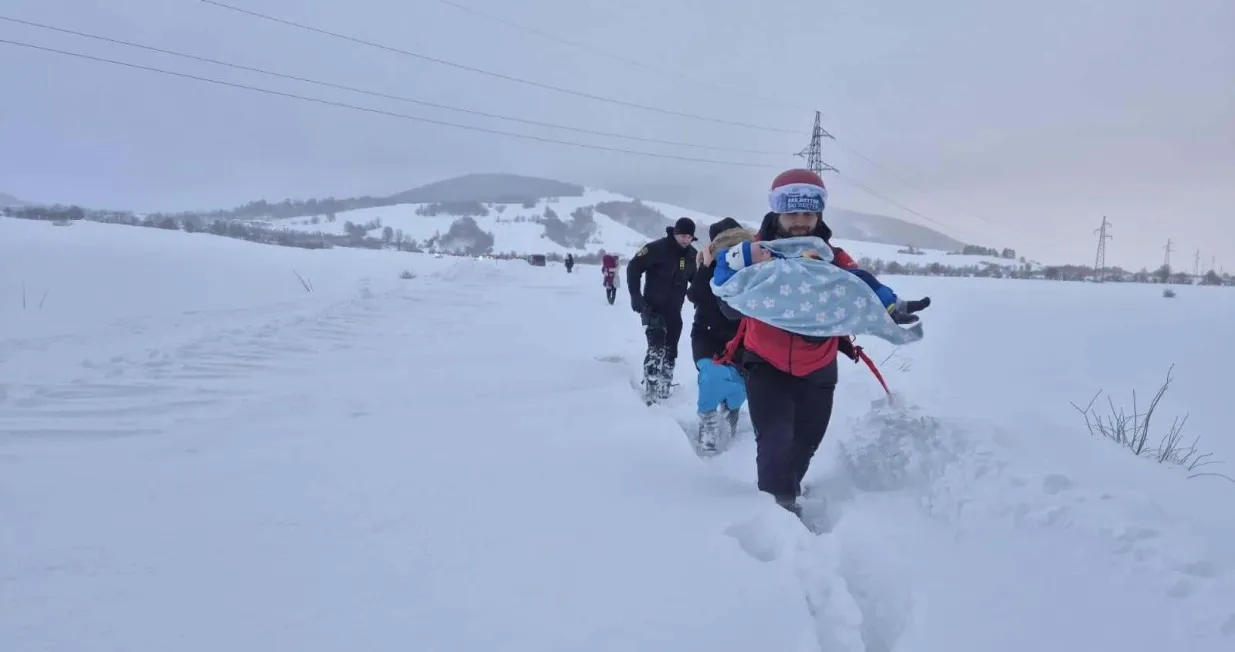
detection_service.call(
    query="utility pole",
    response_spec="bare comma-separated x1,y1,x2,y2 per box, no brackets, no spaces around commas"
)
1093,216,1112,281
1194,249,1201,277
1163,238,1174,272
795,111,839,176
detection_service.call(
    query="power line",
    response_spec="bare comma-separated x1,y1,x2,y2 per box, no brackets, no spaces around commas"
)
424,0,1004,233
0,15,792,157
198,0,801,135
826,128,1005,229
1,18,961,229
833,174,953,230
429,0,963,221
832,140,936,198
425,0,814,114
428,0,956,207
791,111,954,230
201,1,982,233
432,0,977,225
0,37,786,169
0,33,948,228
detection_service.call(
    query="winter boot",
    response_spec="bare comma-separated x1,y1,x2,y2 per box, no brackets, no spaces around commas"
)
656,359,676,400
774,495,803,518
641,377,661,405
642,347,665,404
720,402,741,440
696,410,722,453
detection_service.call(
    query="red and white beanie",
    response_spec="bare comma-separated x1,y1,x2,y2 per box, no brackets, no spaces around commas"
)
768,168,828,214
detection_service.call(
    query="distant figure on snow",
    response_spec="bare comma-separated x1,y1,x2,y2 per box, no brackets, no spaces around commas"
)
627,217,698,403
564,253,575,273
600,250,620,305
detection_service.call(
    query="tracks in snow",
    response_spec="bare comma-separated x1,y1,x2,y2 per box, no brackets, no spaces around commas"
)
718,399,1235,651
719,403,924,652
0,281,405,443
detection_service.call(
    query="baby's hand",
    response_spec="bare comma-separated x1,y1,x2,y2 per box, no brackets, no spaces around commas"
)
803,249,822,260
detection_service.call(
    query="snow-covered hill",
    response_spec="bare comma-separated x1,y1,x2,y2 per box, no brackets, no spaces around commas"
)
723,215,1036,271
3,217,1234,651
263,187,1030,269
0,191,28,208
265,188,653,257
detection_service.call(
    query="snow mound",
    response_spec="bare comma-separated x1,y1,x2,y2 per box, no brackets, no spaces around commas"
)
428,256,514,284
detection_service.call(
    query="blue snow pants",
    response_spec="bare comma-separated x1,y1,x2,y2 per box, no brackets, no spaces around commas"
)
696,358,747,414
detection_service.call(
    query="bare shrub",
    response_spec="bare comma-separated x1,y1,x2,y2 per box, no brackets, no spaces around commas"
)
879,347,913,373
292,269,314,293
21,281,49,309
399,269,416,280
1071,365,1228,481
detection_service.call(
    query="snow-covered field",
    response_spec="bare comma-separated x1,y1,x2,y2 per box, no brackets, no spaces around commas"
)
265,187,1025,269
825,238,1028,270
3,217,1234,651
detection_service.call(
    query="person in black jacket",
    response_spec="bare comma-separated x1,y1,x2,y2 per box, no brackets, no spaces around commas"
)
627,217,698,403
687,217,746,451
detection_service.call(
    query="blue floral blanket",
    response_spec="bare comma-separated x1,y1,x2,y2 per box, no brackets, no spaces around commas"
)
709,236,924,345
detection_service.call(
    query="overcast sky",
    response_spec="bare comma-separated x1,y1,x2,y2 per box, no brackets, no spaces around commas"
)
2,0,1231,269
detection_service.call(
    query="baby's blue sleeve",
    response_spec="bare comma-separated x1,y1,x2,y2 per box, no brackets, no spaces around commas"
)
712,250,736,286
847,268,899,309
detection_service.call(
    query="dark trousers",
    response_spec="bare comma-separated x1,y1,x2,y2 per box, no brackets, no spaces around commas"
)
605,286,617,304
642,311,683,394
743,359,837,501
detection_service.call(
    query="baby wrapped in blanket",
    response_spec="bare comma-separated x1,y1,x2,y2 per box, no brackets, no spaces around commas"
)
711,235,924,346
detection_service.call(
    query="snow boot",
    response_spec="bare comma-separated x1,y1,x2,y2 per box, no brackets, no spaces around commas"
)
696,410,721,453
656,360,676,400
641,377,660,405
720,402,741,441
774,495,803,518
642,378,675,405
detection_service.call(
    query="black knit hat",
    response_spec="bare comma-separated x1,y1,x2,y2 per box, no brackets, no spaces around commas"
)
673,217,696,237
708,217,742,241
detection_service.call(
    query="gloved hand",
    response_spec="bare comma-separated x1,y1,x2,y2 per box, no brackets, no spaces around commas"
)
903,296,931,313
888,296,931,325
630,294,647,314
837,336,862,363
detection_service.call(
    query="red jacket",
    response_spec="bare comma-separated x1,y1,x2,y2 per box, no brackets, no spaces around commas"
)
720,238,860,377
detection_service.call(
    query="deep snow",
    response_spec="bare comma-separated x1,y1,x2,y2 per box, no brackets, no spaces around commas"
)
2,217,1234,651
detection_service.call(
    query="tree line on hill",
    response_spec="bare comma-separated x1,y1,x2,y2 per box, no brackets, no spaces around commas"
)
6,203,1229,286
